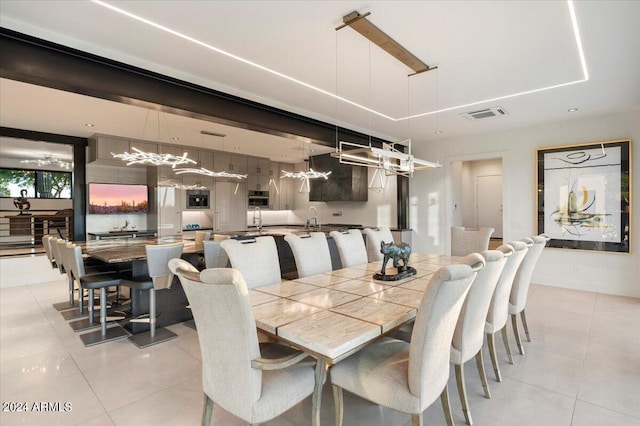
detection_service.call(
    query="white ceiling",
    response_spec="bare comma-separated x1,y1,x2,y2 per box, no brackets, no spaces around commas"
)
1,0,639,160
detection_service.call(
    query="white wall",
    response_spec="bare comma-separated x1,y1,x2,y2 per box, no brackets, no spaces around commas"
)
411,109,640,297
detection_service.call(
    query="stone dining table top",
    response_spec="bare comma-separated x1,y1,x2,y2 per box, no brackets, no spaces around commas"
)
80,236,202,263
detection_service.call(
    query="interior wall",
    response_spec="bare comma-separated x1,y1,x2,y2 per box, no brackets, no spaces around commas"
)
410,109,640,297
85,163,149,234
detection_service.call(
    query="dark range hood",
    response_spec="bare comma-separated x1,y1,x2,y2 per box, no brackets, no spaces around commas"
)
309,154,368,202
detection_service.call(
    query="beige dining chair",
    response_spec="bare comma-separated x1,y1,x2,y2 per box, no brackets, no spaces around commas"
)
330,263,480,426
168,259,318,426
120,242,184,348
484,241,528,382
362,227,395,262
509,235,549,355
452,250,507,425
329,229,368,268
195,230,211,244
284,232,332,278
65,244,129,346
220,236,281,288
451,226,494,256
203,240,229,268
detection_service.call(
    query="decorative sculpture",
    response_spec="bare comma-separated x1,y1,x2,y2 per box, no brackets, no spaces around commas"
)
374,241,417,281
13,189,31,215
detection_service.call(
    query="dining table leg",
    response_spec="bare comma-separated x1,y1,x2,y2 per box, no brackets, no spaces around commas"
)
312,358,327,426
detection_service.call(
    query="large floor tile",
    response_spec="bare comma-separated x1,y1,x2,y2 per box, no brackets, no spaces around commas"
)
571,400,640,426
584,334,640,374
577,361,640,418
589,310,640,347
77,413,116,426
0,325,65,363
83,344,201,411
593,293,640,320
0,347,81,396
108,376,206,426
502,347,584,398
527,286,597,316
0,374,106,426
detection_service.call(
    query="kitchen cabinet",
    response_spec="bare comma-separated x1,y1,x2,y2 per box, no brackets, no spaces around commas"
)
268,162,281,210
247,174,269,191
88,135,131,165
199,150,214,170
214,153,248,175
279,163,295,210
157,185,182,237
247,157,269,176
215,181,247,232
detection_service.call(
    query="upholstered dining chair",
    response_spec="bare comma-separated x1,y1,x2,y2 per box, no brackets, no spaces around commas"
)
484,241,528,382
329,229,368,268
451,226,494,256
330,263,480,426
120,242,184,348
203,240,229,269
509,235,549,355
168,259,318,426
65,244,128,346
195,230,211,244
284,232,332,278
220,236,281,288
362,227,395,262
452,251,507,425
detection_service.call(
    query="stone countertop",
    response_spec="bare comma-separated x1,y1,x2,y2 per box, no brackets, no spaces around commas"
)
215,225,411,239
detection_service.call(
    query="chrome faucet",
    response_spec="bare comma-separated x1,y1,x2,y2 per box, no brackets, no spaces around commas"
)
306,205,319,231
252,206,263,233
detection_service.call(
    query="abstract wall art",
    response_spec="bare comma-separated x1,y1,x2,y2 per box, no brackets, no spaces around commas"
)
537,139,631,253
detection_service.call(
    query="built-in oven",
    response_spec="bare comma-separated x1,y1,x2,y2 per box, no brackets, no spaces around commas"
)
248,190,269,207
186,190,210,209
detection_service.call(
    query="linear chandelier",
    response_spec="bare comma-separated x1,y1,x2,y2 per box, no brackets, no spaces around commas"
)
158,180,207,190
281,169,332,193
174,167,247,180
111,147,196,167
21,155,72,170
331,140,441,177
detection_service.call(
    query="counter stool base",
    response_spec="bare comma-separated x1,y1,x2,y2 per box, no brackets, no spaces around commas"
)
80,325,129,347
61,308,87,321
52,300,80,311
184,319,196,330
129,328,177,348
69,315,102,332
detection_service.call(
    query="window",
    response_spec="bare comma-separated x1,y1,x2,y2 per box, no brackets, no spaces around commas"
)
0,168,72,199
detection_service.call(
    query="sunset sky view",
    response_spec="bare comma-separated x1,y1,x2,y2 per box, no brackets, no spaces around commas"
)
89,183,147,206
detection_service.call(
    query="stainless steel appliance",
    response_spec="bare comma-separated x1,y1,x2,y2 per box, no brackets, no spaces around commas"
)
248,190,269,207
186,190,210,209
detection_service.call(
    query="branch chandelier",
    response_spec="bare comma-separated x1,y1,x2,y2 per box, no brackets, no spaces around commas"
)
111,147,196,167
21,155,72,170
281,169,332,193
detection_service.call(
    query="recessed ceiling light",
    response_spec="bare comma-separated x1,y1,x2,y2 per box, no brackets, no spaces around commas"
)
567,108,579,112
171,137,180,140
85,123,95,127
93,0,588,122
233,146,240,150
435,130,442,134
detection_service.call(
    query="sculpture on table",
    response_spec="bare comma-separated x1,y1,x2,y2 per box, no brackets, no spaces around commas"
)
374,241,417,281
13,189,31,215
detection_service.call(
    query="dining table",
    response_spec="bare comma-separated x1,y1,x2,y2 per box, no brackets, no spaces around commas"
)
246,252,464,426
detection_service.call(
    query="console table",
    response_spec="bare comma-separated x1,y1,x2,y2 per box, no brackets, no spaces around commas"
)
88,230,157,240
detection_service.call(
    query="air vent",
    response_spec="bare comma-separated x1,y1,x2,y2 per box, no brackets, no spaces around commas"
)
459,106,509,121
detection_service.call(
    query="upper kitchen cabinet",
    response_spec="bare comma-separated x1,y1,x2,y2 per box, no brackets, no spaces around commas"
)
309,154,367,202
279,163,295,210
247,157,269,176
198,150,214,170
268,162,281,209
129,140,158,155
88,134,133,166
214,152,248,176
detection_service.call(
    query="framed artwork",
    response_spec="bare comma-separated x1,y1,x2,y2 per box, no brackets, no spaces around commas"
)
536,139,631,253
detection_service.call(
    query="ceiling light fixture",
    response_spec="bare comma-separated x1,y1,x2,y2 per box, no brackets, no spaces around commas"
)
435,130,443,134
158,180,207,190
112,147,196,167
85,123,95,127
174,167,247,180
281,169,331,193
93,0,588,123
567,108,579,112
332,140,441,177
21,155,72,170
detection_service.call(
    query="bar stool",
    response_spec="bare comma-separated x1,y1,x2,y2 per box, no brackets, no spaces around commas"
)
65,244,129,346
120,243,183,348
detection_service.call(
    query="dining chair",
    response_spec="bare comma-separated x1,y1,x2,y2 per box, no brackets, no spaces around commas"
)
168,259,318,426
284,232,332,278
329,229,368,268
120,242,184,348
203,240,229,268
195,230,212,244
509,235,549,355
452,250,507,425
65,244,129,346
330,263,480,426
362,227,395,262
220,236,281,288
484,241,528,382
451,226,494,256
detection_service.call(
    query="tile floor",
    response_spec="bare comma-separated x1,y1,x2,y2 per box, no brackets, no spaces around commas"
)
1,275,639,425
